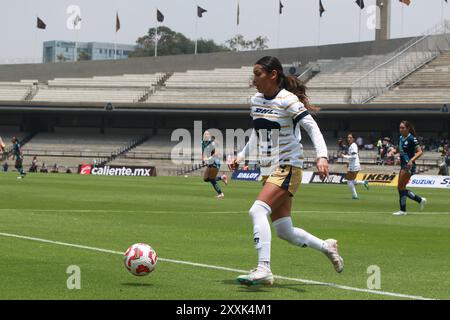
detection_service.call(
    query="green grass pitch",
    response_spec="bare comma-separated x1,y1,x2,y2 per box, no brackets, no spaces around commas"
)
0,173,449,300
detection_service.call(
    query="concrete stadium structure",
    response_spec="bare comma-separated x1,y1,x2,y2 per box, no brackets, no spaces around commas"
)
1,35,449,175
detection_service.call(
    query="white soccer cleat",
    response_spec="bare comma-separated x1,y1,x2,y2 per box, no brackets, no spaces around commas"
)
216,193,224,199
392,210,407,216
237,265,274,286
419,197,427,211
222,175,228,186
323,239,344,273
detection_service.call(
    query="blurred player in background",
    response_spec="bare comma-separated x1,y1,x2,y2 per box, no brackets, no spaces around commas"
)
11,136,26,179
202,131,227,198
342,133,369,199
229,56,343,286
393,121,426,216
0,136,5,156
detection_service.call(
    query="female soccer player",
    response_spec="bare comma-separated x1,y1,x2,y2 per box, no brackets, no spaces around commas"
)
11,136,26,179
342,133,369,199
202,131,227,198
393,121,426,216
229,56,343,286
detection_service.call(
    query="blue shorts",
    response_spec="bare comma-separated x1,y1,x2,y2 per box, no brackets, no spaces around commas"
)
401,164,416,175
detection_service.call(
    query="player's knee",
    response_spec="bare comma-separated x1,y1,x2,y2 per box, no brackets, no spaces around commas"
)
249,200,271,218
272,217,296,243
275,225,295,242
275,228,289,241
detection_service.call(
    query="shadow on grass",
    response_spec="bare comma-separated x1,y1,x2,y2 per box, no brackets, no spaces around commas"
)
221,279,309,294
121,282,154,287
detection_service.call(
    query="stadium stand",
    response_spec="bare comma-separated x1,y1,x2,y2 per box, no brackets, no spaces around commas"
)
21,132,145,171
0,80,36,101
372,51,450,104
32,73,164,103
0,31,448,176
0,49,447,106
146,66,255,104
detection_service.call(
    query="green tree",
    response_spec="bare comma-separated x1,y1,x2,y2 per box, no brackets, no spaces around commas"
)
196,39,230,54
129,26,229,57
249,36,269,50
56,54,67,62
225,35,248,51
78,50,91,61
225,35,269,51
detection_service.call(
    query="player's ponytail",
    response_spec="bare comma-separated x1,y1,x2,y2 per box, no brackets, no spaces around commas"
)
255,56,318,113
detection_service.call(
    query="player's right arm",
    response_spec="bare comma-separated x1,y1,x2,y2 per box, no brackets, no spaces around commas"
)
343,144,357,159
229,129,257,171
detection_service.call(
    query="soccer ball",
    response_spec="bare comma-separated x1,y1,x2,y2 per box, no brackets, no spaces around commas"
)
123,243,158,276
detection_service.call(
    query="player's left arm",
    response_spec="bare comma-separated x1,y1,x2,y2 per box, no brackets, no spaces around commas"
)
291,103,328,180
18,144,24,160
210,142,221,160
409,138,423,165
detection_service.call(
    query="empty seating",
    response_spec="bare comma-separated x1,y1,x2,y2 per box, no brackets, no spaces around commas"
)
0,81,35,101
372,51,450,104
32,73,164,103
147,66,255,105
23,132,140,156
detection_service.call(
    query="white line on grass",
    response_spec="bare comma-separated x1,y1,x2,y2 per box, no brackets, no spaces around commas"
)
0,231,435,300
0,209,448,215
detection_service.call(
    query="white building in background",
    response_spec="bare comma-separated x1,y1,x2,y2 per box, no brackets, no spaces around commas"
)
43,41,137,63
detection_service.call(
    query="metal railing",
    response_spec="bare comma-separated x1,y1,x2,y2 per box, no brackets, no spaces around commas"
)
351,20,450,104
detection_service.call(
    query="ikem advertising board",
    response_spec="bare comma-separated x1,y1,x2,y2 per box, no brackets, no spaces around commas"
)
356,172,398,186
78,164,156,177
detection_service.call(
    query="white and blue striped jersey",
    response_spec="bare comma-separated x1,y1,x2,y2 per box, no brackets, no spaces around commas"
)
343,142,361,171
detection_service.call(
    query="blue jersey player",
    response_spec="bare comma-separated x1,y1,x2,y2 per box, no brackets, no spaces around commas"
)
11,136,26,179
201,131,227,198
393,121,426,216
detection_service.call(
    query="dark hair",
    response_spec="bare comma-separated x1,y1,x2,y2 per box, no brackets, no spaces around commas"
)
347,132,355,140
255,56,318,113
400,120,416,136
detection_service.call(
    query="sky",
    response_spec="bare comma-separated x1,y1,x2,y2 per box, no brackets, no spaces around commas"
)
0,0,449,63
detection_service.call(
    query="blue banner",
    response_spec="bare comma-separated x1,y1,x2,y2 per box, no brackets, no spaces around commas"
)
231,170,261,181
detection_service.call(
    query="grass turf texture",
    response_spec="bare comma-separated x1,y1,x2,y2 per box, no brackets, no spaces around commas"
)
0,173,449,300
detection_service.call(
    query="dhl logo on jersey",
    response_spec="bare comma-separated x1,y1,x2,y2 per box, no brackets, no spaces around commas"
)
253,108,277,115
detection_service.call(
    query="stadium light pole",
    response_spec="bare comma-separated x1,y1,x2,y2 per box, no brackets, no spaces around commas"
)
236,0,240,52
358,6,362,42
277,1,281,49
194,11,199,55
401,2,404,37
317,10,321,46
34,15,38,63
376,0,391,41
74,30,78,62
155,9,158,57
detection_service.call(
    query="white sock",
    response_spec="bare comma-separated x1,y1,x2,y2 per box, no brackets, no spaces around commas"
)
249,200,272,268
272,217,327,252
347,180,358,198
354,180,365,185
